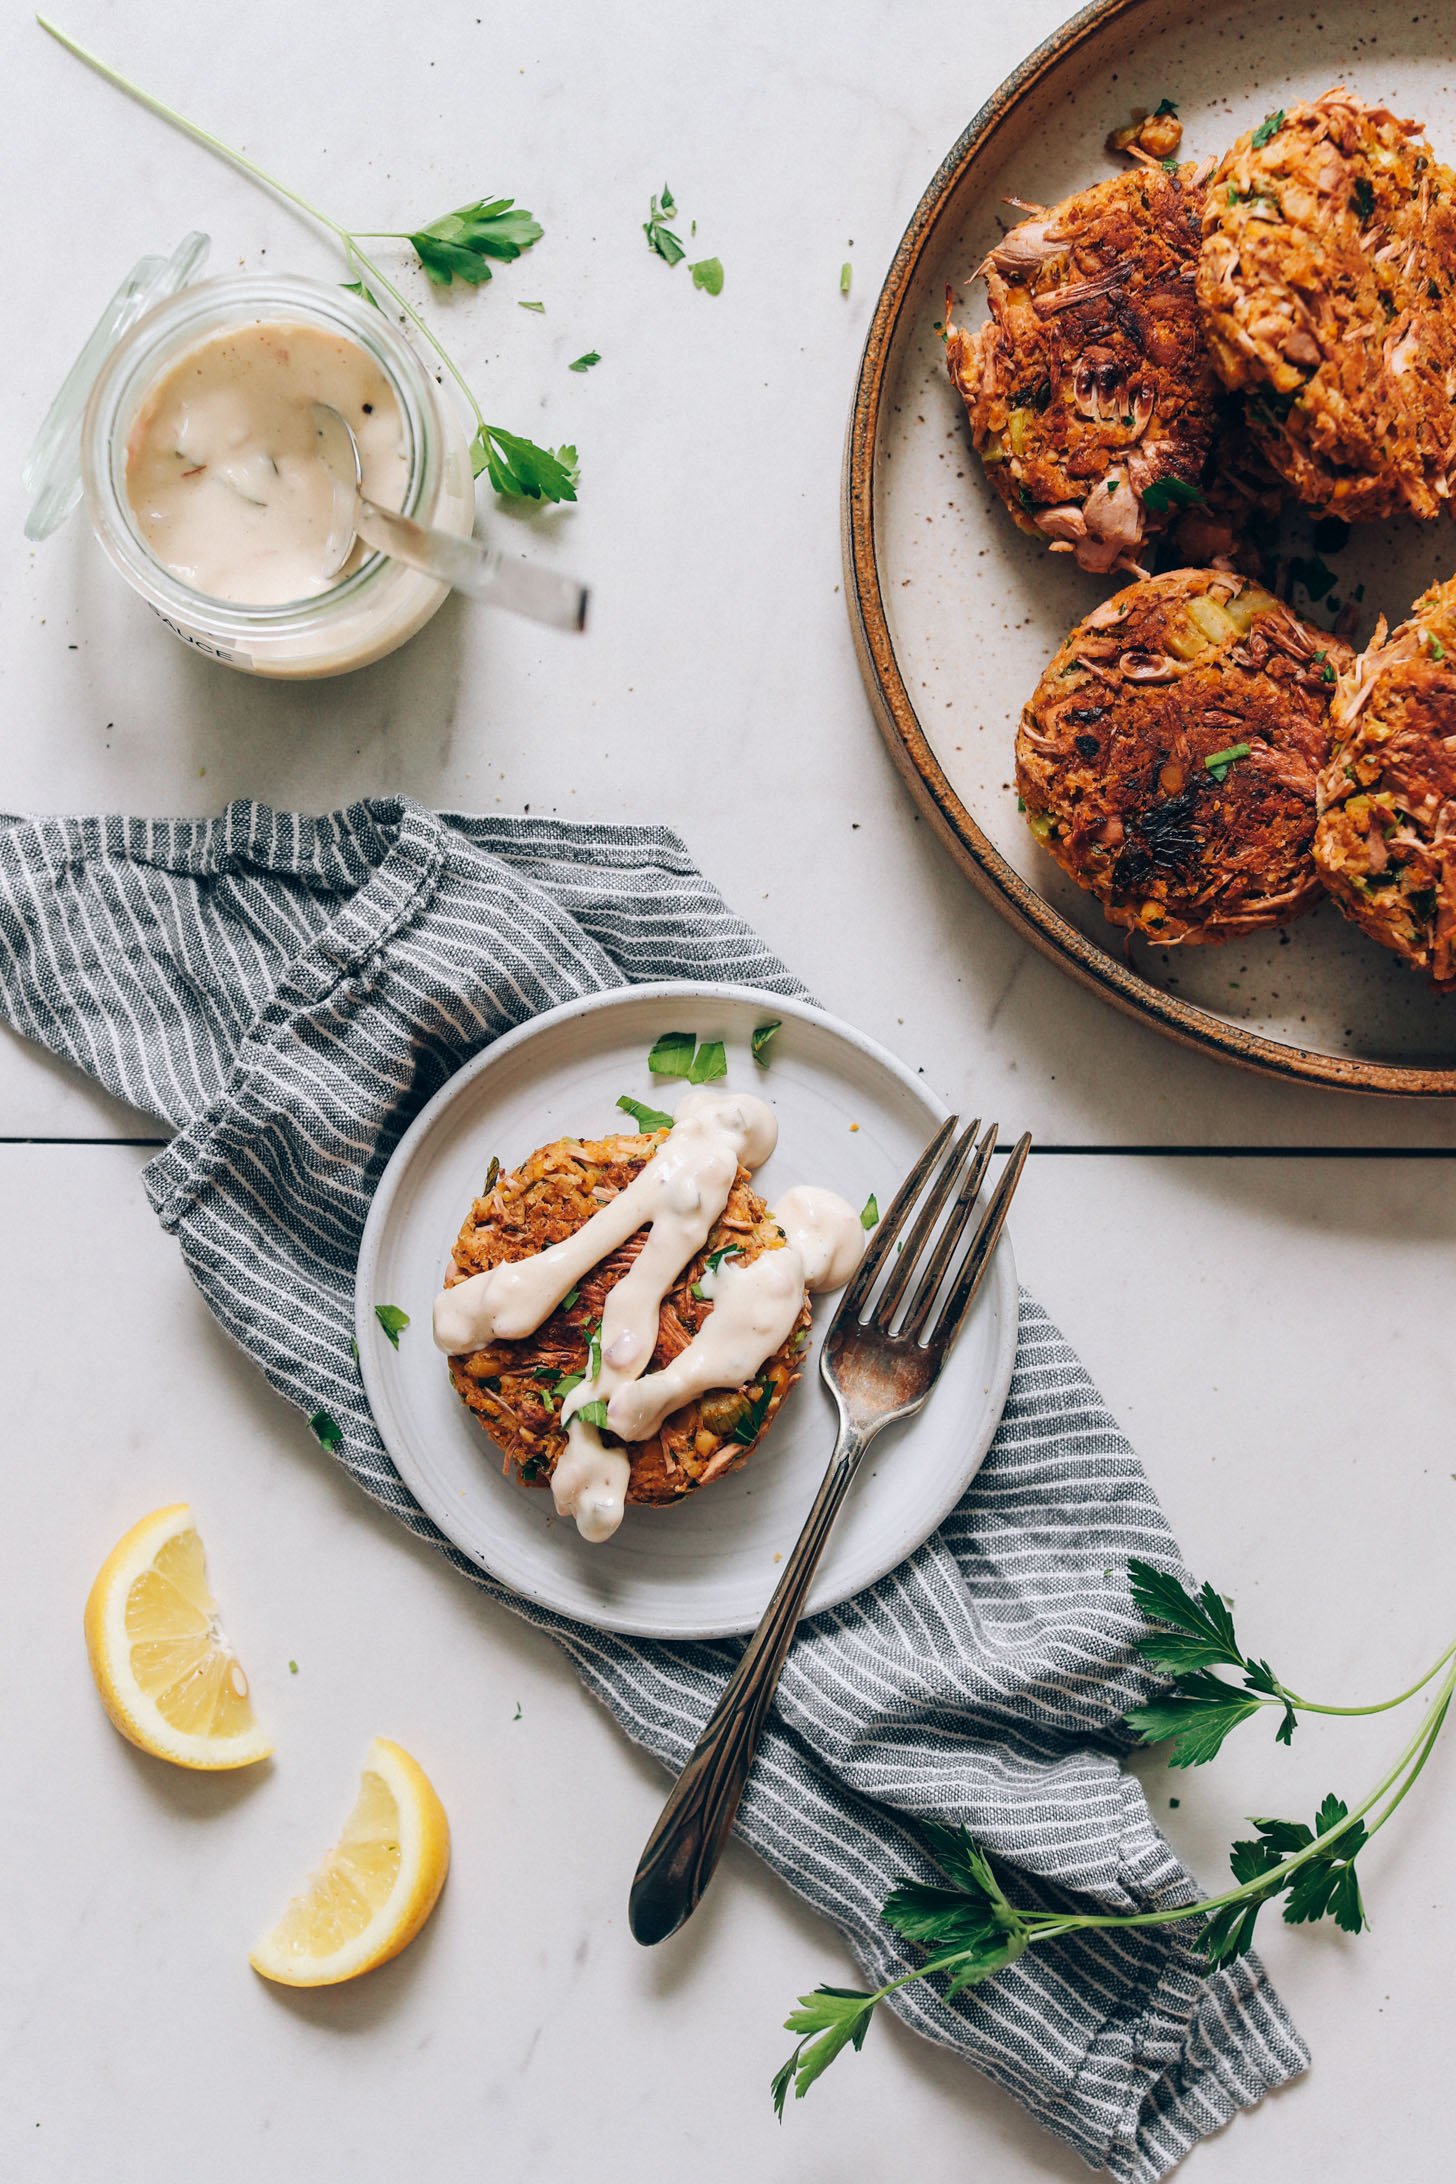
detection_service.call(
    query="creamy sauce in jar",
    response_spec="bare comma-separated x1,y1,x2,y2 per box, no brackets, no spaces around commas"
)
433,1090,867,1545
124,319,409,605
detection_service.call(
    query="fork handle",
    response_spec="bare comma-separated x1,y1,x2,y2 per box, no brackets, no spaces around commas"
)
627,1420,870,1946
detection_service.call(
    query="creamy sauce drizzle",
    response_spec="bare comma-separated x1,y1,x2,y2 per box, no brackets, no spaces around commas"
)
432,1089,865,1544
125,319,409,605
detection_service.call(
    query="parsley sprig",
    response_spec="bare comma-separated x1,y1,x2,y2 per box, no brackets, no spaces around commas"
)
40,18,577,504
772,1560,1456,2114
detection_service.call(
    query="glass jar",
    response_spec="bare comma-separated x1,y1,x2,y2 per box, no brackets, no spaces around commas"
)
29,243,475,679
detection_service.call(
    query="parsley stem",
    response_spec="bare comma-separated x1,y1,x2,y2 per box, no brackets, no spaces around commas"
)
1281,1637,1456,1718
1047,1654,1456,1937
36,15,490,442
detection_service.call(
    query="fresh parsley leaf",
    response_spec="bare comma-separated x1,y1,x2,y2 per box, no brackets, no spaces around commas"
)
1428,633,1447,662
752,1019,782,1066
562,1286,581,1310
569,350,601,372
309,1409,343,1452
407,197,543,287
704,1245,743,1275
860,1194,879,1229
288,1659,299,1675
881,1882,1003,1950
1251,109,1285,149
551,1370,585,1404
689,256,724,295
1141,475,1205,514
686,1038,727,1084
644,186,686,265
576,1397,610,1430
617,1093,674,1132
840,261,852,295
1124,1673,1263,1767
373,1303,410,1348
341,278,379,309
471,425,579,504
1128,1560,1244,1669
648,1029,697,1079
776,1987,876,2105
1202,1898,1264,1967
1153,97,1178,117
519,299,546,313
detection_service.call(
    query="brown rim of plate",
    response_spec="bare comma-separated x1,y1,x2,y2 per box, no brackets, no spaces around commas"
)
843,0,1456,1098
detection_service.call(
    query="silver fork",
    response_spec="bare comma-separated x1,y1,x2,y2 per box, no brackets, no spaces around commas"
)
627,1113,1031,1946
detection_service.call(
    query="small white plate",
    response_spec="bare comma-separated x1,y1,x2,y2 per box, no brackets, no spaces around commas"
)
355,983,1017,1639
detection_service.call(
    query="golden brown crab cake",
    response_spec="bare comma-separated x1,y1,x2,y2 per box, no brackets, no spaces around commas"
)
1314,576,1456,988
441,1132,810,1510
1016,568,1350,943
946,164,1221,576
1198,90,1456,522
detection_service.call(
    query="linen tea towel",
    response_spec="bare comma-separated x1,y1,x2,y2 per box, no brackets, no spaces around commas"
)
0,795,1308,2182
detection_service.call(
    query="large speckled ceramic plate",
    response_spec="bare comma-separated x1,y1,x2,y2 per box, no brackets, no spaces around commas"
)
355,985,1016,1639
847,0,1456,1093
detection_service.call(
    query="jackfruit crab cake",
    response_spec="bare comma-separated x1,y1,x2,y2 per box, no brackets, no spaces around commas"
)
945,164,1222,576
440,1131,811,1512
1016,568,1350,943
1198,89,1456,522
1314,576,1456,989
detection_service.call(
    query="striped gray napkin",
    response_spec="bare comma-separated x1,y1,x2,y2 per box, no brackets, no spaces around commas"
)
0,796,1305,2178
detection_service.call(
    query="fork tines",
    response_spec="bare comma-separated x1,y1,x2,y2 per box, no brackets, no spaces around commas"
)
837,1116,1030,1351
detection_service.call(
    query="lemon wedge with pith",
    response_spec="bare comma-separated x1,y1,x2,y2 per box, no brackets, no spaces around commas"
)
249,1738,450,1986
83,1503,271,1771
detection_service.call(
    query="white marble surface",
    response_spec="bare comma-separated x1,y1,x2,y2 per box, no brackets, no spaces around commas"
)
1,4,1453,2181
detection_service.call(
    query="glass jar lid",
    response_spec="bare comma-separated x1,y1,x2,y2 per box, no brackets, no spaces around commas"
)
23,231,210,541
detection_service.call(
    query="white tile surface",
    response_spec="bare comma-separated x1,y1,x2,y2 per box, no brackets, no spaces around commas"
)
1,4,1453,2182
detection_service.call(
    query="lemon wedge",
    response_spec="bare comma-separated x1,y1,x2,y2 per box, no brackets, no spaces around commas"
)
249,1738,449,1986
83,1503,271,1771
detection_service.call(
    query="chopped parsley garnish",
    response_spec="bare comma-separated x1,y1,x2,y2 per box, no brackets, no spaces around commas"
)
687,1038,727,1084
647,1029,697,1078
309,1410,343,1452
562,1286,581,1310
693,1242,743,1298
617,1092,674,1132
1204,740,1252,782
373,1304,410,1348
588,1327,603,1380
551,1370,585,1405
1141,476,1205,514
733,1380,775,1445
1427,632,1448,662
860,1194,879,1229
690,256,724,295
576,1397,610,1430
752,1019,783,1066
484,1155,501,1192
519,299,545,312
1251,109,1285,149
401,198,543,287
1351,177,1377,220
644,185,686,265
1153,96,1178,117
289,1660,299,1675
840,261,852,295
569,350,601,372
647,1030,726,1083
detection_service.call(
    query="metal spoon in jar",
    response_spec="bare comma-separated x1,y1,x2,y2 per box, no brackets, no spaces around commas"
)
311,402,588,633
